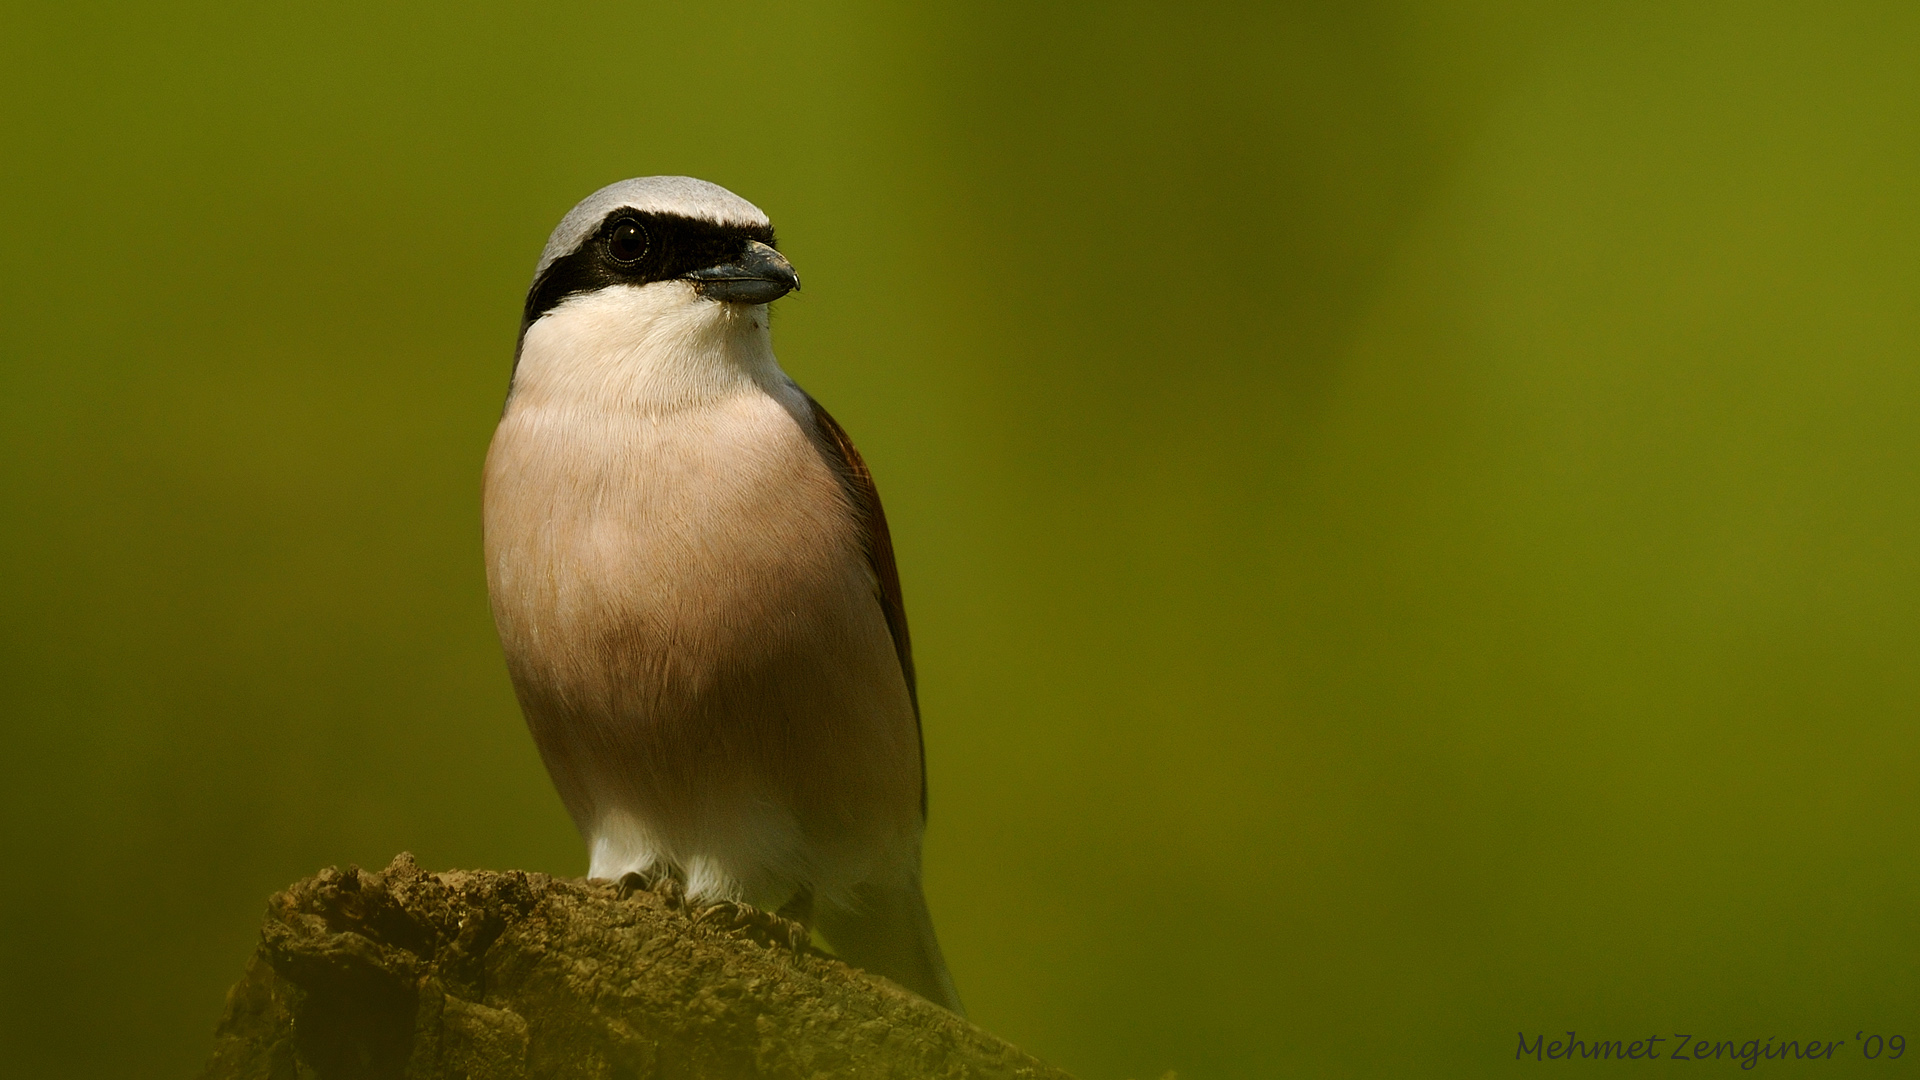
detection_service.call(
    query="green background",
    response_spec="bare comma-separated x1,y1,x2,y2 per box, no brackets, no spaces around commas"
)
3,2,1917,1076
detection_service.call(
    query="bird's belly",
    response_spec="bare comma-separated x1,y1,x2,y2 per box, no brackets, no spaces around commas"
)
483,393,921,903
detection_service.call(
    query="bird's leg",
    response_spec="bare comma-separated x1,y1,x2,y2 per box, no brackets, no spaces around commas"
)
776,884,815,931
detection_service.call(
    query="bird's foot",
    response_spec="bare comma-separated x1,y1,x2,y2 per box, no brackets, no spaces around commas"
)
614,868,685,908
691,899,811,954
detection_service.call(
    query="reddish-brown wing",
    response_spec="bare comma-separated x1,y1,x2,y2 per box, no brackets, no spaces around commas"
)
805,397,926,817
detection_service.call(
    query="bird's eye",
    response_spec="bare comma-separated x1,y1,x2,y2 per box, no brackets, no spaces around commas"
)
608,219,648,265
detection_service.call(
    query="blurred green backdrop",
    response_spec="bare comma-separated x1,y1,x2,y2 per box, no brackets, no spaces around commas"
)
4,1,1918,1076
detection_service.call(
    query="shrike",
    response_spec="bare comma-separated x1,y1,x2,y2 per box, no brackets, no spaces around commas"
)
483,177,961,1013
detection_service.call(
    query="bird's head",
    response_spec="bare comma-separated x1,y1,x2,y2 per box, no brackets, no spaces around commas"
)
518,177,798,359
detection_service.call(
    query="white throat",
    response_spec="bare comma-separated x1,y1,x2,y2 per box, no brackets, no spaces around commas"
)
509,282,786,416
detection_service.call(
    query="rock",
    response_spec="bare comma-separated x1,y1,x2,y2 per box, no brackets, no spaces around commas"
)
202,854,1069,1080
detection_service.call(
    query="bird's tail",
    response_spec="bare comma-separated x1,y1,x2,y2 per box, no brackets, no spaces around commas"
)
817,876,964,1016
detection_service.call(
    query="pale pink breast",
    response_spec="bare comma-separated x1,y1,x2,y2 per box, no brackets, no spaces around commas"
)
484,389,923,901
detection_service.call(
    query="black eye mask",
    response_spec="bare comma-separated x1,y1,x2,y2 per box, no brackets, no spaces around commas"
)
520,210,779,337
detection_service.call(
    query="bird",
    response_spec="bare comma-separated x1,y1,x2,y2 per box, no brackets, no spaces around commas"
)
483,177,962,1014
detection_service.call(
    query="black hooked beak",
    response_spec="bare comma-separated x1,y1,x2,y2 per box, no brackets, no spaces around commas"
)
684,240,800,304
